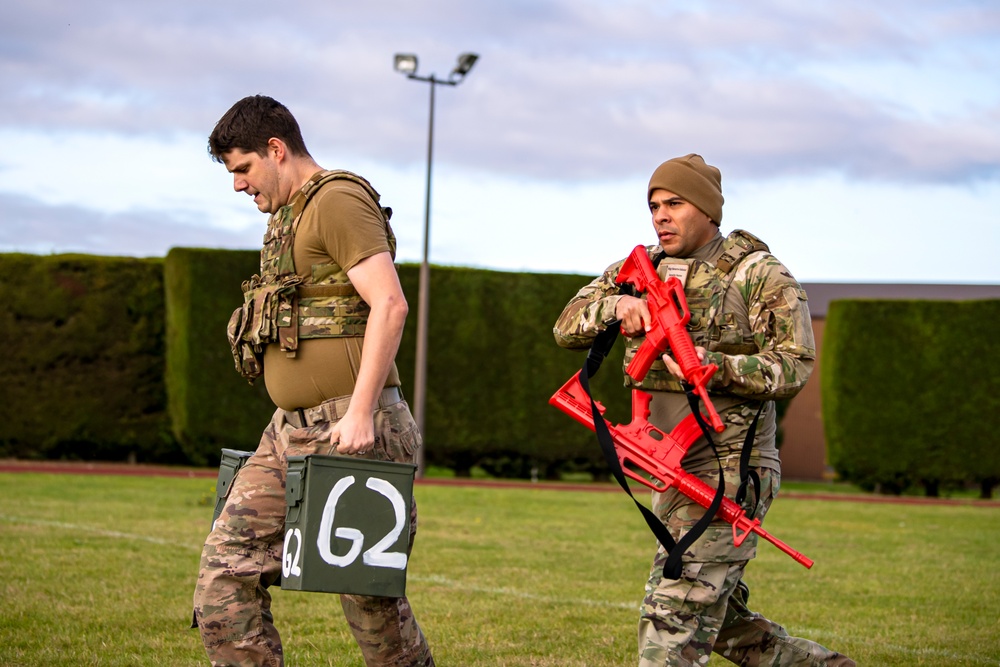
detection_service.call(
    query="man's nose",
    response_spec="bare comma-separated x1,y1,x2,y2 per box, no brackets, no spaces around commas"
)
233,176,247,192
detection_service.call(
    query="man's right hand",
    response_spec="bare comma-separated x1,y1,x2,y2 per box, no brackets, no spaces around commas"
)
615,295,651,337
329,406,377,455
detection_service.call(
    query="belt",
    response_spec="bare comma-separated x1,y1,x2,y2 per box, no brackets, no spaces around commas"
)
284,386,403,429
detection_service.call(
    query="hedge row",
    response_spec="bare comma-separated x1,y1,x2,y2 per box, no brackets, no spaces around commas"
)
163,248,276,466
163,250,627,474
394,265,628,477
17,251,999,493
0,254,178,462
13,252,998,493
2,250,636,475
821,299,1000,496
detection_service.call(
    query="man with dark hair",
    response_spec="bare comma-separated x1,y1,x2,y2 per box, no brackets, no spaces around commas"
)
553,154,854,666
192,95,434,667
207,94,312,161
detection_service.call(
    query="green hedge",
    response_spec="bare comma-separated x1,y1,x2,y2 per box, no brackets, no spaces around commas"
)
395,265,628,478
0,249,696,478
15,250,998,491
164,248,276,466
821,299,1000,496
0,254,178,461
161,251,627,474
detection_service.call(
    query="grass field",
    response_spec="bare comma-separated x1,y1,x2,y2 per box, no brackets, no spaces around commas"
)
1,471,998,666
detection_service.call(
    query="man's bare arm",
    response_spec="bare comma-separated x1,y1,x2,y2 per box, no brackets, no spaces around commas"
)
331,251,408,453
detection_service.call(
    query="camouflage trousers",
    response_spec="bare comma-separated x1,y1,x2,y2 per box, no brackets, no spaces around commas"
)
637,464,853,667
193,393,434,667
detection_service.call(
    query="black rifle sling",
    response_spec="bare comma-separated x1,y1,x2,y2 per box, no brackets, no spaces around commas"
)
671,385,726,579
580,322,725,581
579,323,684,578
734,403,765,518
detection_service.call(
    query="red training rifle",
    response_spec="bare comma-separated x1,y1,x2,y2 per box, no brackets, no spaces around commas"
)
549,372,813,568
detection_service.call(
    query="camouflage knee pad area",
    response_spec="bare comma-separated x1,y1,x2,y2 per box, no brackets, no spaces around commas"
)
340,594,435,667
639,559,743,666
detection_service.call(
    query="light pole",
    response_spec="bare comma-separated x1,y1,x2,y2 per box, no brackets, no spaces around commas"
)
393,52,478,476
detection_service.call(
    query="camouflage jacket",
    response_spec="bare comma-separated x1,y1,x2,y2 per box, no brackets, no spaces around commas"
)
552,230,816,471
226,170,395,381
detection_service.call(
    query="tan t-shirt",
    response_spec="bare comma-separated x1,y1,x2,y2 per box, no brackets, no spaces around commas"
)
263,178,401,410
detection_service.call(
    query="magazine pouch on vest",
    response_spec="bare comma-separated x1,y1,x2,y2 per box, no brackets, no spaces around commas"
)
227,273,303,381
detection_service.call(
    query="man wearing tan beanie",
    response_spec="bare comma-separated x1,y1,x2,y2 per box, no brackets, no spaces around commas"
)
554,155,854,667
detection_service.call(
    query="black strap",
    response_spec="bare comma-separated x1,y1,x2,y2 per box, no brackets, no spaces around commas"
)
734,403,765,518
580,322,727,580
580,323,684,577
673,384,727,579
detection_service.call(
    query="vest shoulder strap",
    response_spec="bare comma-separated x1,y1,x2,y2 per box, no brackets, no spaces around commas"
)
292,169,392,222
715,229,769,275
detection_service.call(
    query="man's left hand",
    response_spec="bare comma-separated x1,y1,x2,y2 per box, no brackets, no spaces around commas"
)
662,345,708,379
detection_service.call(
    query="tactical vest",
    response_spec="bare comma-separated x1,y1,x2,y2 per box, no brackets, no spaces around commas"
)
621,229,770,392
226,170,395,382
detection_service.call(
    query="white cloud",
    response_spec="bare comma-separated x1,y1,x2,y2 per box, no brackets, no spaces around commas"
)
1,0,998,283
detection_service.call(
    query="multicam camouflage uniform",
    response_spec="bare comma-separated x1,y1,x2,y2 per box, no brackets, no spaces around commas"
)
194,171,434,667
553,230,854,667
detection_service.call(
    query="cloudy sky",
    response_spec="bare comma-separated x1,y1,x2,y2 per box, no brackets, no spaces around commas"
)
3,0,998,283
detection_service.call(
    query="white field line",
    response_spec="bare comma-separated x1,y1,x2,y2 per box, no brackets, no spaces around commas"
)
1,514,201,551
3,514,996,664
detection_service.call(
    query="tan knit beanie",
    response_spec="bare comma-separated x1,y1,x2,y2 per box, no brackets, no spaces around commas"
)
647,154,724,223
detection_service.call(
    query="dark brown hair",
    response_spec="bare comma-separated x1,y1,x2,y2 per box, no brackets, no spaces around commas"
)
207,95,312,162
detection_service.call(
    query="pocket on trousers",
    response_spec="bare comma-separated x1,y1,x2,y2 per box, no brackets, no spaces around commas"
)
375,402,421,463
285,422,337,458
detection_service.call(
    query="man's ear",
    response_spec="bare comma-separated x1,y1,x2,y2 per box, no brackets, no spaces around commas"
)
267,137,286,162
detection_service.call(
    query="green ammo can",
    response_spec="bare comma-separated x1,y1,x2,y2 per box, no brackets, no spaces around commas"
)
282,454,416,598
212,448,255,528
195,448,255,628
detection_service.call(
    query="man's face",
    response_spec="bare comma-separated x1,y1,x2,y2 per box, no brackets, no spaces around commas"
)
221,147,284,215
649,189,717,257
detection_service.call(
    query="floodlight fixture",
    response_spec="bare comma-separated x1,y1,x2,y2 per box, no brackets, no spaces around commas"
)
393,53,418,76
449,53,478,81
